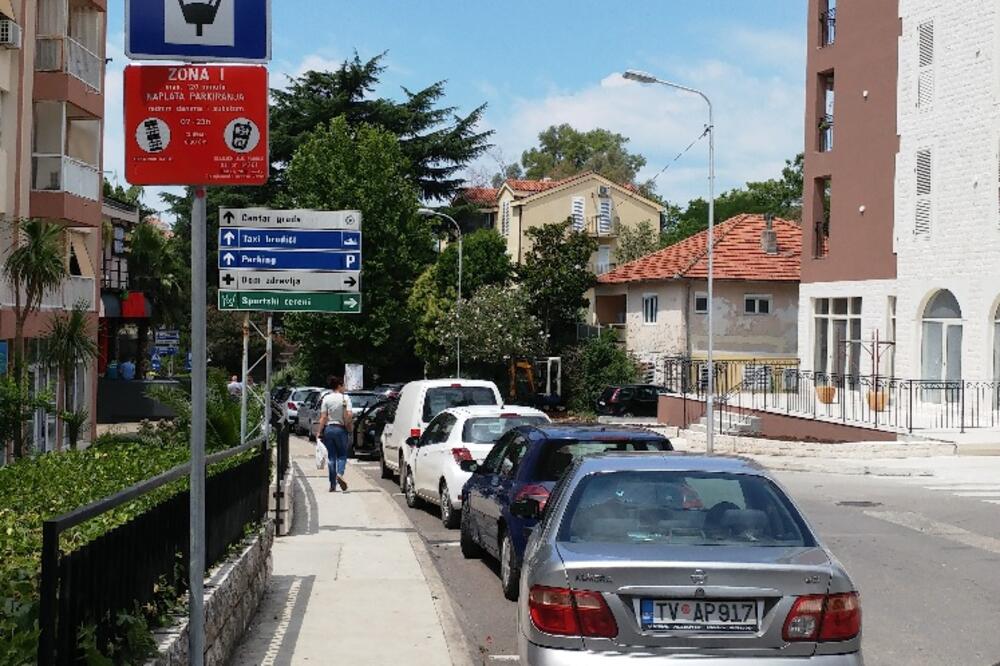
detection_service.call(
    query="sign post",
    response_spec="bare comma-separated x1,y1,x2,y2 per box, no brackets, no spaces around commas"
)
189,186,208,666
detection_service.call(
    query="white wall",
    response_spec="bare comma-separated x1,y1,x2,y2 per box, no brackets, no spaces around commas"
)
894,0,1000,381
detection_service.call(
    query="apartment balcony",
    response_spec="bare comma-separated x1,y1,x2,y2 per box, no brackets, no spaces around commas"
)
591,261,618,275
814,219,830,259
0,276,96,311
33,155,100,201
36,35,102,92
818,115,834,152
819,8,836,47
33,0,105,117
585,215,619,237
30,100,102,226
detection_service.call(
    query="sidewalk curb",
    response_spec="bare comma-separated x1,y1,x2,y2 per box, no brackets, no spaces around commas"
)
373,471,479,666
747,456,935,478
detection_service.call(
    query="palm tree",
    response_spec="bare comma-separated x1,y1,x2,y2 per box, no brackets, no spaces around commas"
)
45,303,98,450
127,222,186,374
2,218,67,458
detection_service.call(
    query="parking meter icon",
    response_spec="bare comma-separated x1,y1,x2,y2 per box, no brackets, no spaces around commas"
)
177,0,223,37
224,118,260,154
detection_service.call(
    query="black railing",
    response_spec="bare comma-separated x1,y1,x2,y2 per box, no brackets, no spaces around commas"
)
663,358,1000,435
820,7,836,46
814,219,830,258
38,438,270,665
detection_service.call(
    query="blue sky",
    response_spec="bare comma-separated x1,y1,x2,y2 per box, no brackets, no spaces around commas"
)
105,1,806,218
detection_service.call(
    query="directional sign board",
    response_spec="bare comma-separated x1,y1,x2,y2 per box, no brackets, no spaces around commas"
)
125,65,269,186
218,291,362,313
126,0,271,63
220,208,362,231
219,250,360,272
219,270,359,292
219,228,361,251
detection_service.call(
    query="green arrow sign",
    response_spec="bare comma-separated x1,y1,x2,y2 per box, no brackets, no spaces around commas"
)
218,290,362,313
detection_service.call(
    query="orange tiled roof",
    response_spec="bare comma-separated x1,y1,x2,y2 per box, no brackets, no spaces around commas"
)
457,187,499,206
504,177,571,193
598,214,801,284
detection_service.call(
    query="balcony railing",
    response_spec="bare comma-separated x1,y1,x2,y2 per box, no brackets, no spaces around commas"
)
591,261,617,275
818,115,834,152
0,276,96,311
35,36,102,92
814,220,830,258
585,215,619,237
820,8,836,46
32,155,101,201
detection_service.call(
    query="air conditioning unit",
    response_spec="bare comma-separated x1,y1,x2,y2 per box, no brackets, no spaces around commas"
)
0,20,21,49
598,185,611,197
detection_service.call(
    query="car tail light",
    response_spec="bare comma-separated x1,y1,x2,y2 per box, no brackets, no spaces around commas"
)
783,593,860,642
608,388,621,403
528,586,618,638
287,402,296,410
410,428,421,438
451,383,463,388
451,448,473,464
514,484,551,512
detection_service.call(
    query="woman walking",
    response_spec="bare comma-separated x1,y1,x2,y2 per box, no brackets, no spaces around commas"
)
318,375,353,492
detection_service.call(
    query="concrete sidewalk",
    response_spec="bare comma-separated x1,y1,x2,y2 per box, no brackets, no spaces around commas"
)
229,438,470,665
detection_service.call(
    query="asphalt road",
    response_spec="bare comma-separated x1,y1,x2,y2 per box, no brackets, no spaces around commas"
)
356,459,1000,666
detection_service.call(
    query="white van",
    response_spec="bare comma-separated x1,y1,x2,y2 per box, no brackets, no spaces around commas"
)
380,379,502,483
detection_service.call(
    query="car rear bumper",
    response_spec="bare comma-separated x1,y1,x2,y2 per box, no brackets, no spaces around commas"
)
520,640,863,666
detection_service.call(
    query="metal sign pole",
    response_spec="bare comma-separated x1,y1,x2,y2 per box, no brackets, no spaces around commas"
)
264,315,273,443
240,314,250,445
189,186,208,666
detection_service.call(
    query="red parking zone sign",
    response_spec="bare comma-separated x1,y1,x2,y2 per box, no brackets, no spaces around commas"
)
125,65,269,186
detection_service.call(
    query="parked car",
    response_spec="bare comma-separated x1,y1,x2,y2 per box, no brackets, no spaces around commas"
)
402,406,550,528
459,424,672,600
302,390,383,442
516,453,862,664
284,386,321,434
270,386,292,426
595,384,664,417
352,397,398,459
372,383,406,399
381,379,503,483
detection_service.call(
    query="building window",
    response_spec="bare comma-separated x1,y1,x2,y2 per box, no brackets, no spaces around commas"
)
993,301,1000,385
921,290,962,402
814,177,831,258
501,200,510,236
820,0,836,47
642,294,658,325
571,196,585,232
694,292,708,314
819,72,834,152
915,148,932,235
887,296,897,378
744,295,772,315
917,20,934,108
813,297,862,380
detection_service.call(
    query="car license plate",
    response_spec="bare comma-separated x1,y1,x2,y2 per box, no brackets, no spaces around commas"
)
639,599,759,632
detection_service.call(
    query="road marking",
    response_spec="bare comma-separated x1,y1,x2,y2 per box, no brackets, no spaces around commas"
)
924,484,1000,490
489,656,520,662
953,492,1000,497
986,500,1000,505
865,510,1000,555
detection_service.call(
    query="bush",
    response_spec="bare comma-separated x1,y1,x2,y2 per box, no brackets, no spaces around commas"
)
564,332,639,413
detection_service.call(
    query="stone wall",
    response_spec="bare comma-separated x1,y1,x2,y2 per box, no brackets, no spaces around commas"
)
146,522,274,666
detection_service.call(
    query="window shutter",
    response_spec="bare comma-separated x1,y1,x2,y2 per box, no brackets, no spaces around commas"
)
599,199,612,234
915,148,932,235
917,21,934,108
571,196,585,232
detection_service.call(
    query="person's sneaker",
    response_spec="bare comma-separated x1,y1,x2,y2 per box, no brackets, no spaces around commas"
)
337,476,348,491
329,485,336,492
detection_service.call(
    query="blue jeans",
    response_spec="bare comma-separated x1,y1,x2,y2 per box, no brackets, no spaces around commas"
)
322,425,349,488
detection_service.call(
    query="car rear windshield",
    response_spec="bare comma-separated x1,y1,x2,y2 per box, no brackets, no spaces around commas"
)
462,416,548,444
290,389,311,402
558,471,811,547
349,394,378,410
422,386,498,422
536,439,671,482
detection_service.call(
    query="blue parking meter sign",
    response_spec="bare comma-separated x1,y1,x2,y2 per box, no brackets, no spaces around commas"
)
126,0,271,63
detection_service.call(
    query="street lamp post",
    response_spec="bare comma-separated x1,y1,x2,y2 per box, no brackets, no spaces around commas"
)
418,209,463,378
623,69,716,455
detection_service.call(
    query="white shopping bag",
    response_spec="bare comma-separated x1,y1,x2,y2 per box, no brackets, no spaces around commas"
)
315,440,327,470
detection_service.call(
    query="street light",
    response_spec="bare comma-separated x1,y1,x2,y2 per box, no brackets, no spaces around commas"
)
418,208,463,378
623,68,716,455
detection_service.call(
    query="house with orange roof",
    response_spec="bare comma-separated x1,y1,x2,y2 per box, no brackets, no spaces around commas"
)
457,171,664,274
593,214,802,380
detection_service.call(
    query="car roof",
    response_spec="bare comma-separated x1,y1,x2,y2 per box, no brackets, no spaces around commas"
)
348,390,377,396
404,378,498,390
573,452,767,476
292,386,322,393
520,423,669,440
438,405,548,419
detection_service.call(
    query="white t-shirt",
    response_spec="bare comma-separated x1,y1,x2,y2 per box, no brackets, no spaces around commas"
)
320,391,353,426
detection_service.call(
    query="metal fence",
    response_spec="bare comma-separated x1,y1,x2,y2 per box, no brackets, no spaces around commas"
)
38,439,270,665
663,358,1000,434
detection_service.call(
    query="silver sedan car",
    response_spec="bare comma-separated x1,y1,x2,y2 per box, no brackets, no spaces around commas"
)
516,454,862,665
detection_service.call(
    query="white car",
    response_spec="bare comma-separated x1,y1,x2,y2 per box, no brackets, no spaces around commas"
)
403,406,550,528
381,379,503,483
284,386,321,434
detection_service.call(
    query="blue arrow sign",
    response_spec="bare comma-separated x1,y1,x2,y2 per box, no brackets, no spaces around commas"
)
218,250,362,272
126,0,271,63
218,228,362,251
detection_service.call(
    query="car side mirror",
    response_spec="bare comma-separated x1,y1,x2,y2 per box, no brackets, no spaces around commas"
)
459,459,480,473
406,436,421,448
510,497,542,520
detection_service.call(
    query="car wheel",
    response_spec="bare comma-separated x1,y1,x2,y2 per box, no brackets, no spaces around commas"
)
500,530,520,601
440,482,459,529
380,450,392,479
404,468,421,508
460,501,481,559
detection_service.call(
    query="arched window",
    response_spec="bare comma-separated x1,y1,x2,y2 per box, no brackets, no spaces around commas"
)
921,290,962,401
993,301,1000,385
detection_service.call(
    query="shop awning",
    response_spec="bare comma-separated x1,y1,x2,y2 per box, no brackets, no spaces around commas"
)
122,291,153,319
100,293,121,318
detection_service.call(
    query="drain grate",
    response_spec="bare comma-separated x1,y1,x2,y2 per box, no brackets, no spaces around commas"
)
837,500,883,508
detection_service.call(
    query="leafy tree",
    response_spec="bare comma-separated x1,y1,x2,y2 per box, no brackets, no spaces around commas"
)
519,220,598,351
408,265,451,371
103,179,155,221
44,303,98,450
0,377,52,459
614,220,660,266
521,124,648,187
565,331,639,413
435,228,512,298
281,117,435,379
127,222,187,375
490,163,523,188
2,218,66,458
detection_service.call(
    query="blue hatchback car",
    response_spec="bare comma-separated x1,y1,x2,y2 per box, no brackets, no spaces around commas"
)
459,424,673,600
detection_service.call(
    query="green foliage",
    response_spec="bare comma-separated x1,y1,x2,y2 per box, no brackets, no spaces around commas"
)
45,303,98,449
0,376,52,456
271,362,308,390
281,117,435,378
565,332,639,412
518,220,598,351
520,124,648,190
614,220,660,266
408,265,451,370
59,408,90,452
437,285,546,371
434,228,512,298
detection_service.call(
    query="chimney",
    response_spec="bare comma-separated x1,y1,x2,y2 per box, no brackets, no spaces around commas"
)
761,213,778,254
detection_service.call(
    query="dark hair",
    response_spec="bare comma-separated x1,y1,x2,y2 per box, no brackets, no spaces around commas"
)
327,375,344,390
